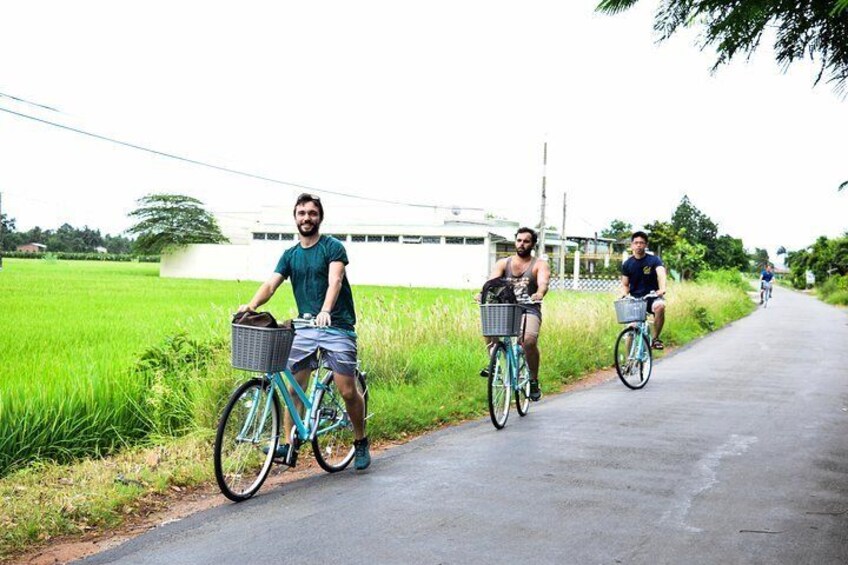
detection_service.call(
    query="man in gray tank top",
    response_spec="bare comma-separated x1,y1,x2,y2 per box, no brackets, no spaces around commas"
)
478,227,551,400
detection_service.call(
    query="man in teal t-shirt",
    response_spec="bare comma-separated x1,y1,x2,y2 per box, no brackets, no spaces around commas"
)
238,193,370,470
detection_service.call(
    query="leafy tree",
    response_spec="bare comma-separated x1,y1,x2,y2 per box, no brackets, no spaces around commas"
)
103,234,134,254
665,237,707,280
0,213,15,251
671,195,718,253
642,220,679,257
750,247,770,269
600,219,633,241
713,235,748,271
596,0,848,93
0,213,15,235
127,193,228,255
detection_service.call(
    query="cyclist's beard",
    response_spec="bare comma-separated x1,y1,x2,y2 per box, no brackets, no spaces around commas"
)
515,246,531,258
297,220,320,237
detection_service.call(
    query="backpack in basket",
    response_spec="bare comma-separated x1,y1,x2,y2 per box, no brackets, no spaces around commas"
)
480,277,517,305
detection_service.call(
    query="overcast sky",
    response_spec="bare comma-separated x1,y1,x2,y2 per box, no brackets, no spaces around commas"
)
1,1,845,260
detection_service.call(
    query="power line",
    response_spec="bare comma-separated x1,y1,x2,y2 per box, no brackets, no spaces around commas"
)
0,92,60,113
0,105,484,212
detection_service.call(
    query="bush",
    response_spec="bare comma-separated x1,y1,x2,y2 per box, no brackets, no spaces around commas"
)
694,269,750,292
818,274,848,305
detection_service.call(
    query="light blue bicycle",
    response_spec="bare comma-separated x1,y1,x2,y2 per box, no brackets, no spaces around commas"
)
214,317,368,502
613,292,659,390
481,302,535,429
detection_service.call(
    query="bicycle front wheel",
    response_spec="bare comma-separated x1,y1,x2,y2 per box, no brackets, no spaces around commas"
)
488,342,511,429
515,347,531,417
214,378,280,502
614,327,653,390
312,370,367,472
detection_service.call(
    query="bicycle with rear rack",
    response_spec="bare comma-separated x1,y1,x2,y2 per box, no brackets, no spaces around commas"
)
612,292,659,390
213,316,368,502
479,301,538,429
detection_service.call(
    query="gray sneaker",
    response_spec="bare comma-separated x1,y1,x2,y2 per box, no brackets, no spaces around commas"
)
354,437,371,470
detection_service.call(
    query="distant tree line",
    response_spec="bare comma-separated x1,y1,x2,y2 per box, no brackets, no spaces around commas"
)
602,195,758,280
0,215,134,254
0,193,227,256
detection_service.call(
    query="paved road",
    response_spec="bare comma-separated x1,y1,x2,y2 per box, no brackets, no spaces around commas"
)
81,287,848,564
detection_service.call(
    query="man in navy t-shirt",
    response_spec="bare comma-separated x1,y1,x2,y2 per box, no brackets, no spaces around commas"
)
621,231,668,350
759,264,774,304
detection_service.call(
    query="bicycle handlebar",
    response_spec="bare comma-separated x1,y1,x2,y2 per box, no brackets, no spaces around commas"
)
620,291,661,301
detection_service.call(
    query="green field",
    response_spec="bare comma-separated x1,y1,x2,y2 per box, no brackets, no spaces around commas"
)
0,258,755,477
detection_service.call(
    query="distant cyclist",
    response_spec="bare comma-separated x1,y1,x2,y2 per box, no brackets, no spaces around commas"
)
621,231,668,350
238,193,370,470
760,264,775,304
478,227,550,401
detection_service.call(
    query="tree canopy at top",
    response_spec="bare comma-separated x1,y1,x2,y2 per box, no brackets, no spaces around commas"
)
596,0,848,94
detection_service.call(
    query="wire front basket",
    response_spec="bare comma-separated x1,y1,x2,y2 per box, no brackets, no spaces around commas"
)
480,303,523,337
614,299,647,324
231,324,295,373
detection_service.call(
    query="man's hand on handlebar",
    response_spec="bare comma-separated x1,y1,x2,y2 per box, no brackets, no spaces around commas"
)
315,311,332,327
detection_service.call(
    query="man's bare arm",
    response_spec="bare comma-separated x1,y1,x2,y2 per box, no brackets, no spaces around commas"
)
238,273,286,312
656,266,667,296
316,261,345,327
531,261,551,301
476,259,508,302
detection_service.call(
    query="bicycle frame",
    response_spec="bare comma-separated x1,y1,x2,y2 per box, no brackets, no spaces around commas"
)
236,363,339,449
627,319,652,363
497,335,521,390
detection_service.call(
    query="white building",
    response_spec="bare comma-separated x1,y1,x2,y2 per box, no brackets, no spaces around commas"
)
162,207,572,289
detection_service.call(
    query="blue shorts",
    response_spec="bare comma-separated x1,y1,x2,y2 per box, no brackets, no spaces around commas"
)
287,327,358,376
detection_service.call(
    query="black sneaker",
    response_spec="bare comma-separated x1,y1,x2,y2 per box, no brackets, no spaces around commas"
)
354,437,371,470
262,443,290,463
529,380,541,401
479,367,490,378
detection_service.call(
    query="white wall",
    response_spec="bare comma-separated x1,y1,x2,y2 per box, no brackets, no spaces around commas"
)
344,241,488,288
161,240,491,289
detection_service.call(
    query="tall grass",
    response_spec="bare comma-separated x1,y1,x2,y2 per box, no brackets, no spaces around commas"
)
0,259,755,476
817,274,848,305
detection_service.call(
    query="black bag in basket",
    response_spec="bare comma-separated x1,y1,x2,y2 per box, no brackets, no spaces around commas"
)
232,310,278,328
480,277,517,305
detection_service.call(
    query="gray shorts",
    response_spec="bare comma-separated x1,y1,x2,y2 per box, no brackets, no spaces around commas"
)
287,327,358,376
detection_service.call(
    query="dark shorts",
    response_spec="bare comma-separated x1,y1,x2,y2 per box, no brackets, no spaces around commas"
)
645,296,666,314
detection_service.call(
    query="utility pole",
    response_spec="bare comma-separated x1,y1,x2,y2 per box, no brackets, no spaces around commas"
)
537,142,547,259
559,191,567,278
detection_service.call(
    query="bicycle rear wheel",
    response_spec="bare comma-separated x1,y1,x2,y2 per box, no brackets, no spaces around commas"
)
515,347,531,417
488,342,511,429
214,378,280,502
312,370,367,472
614,327,653,390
